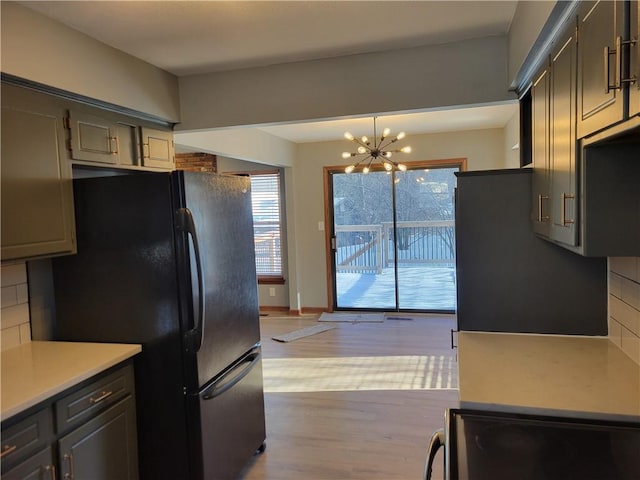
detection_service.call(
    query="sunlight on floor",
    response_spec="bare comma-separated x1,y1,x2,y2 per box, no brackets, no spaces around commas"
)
263,355,459,393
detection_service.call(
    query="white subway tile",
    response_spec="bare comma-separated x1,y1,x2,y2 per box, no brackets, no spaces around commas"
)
608,318,622,347
1,286,18,308
620,325,640,365
609,273,623,299
621,277,640,310
16,283,28,304
1,326,21,351
1,263,27,287
0,303,30,329
610,257,638,281
19,322,31,344
610,296,640,336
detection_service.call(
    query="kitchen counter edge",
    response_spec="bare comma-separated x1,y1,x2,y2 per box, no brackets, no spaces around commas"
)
1,341,142,422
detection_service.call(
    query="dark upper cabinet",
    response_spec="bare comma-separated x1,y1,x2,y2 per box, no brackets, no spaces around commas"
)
530,22,579,248
67,111,173,171
549,26,578,247
68,110,120,165
631,1,640,118
529,1,640,257
140,127,174,169
1,84,76,261
577,0,627,138
531,66,551,237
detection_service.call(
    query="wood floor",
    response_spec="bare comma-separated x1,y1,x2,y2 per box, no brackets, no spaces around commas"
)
239,314,459,480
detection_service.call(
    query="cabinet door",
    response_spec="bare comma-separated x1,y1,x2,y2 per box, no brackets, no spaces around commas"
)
550,27,578,247
116,123,141,167
531,65,551,237
1,87,76,261
3,448,55,480
140,127,174,169
58,396,138,480
68,110,119,164
577,0,626,138
630,0,639,118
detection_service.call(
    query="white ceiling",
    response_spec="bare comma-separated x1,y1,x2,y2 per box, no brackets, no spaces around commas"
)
19,1,520,142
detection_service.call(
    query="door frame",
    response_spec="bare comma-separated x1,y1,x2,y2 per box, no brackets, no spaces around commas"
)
323,157,467,312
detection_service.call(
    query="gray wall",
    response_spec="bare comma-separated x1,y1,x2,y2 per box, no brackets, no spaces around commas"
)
178,36,514,131
1,2,180,122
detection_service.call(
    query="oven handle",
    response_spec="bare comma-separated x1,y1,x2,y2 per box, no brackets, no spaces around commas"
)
424,428,446,480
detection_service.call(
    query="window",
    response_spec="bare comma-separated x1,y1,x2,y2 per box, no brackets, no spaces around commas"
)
249,172,284,283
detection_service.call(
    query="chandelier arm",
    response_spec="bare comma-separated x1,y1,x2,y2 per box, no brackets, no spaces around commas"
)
378,139,397,151
353,155,372,168
350,137,371,150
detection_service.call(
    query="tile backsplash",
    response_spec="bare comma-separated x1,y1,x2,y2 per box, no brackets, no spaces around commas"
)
609,257,640,365
1,262,31,350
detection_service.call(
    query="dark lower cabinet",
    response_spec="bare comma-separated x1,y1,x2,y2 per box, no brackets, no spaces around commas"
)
1,363,138,480
3,447,55,480
58,396,138,480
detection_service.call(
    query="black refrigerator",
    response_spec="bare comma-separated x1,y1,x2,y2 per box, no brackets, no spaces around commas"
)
454,168,607,335
52,171,266,480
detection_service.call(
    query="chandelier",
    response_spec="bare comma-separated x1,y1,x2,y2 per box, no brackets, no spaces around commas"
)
342,117,411,174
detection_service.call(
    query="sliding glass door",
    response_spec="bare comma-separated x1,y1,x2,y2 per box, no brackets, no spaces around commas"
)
328,160,461,312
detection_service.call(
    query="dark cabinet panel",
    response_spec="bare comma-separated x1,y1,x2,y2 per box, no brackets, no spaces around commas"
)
455,169,607,335
577,0,626,138
2,447,55,480
549,28,578,246
630,1,639,118
531,66,551,237
0,84,76,261
141,127,174,169
58,396,138,480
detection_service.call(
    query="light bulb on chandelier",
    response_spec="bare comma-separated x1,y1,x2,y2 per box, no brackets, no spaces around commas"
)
342,117,411,174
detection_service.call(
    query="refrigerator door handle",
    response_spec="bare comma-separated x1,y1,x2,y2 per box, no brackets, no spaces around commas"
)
176,207,205,352
201,347,261,400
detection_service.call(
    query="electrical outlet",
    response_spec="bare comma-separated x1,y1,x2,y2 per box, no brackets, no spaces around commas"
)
269,287,276,297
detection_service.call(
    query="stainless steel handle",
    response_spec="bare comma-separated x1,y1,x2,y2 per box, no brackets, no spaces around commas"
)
176,208,205,352
424,428,445,480
63,453,74,480
561,193,576,225
109,136,118,155
45,464,57,480
619,36,638,86
537,194,550,222
615,35,622,90
89,390,113,404
0,444,17,458
604,45,616,93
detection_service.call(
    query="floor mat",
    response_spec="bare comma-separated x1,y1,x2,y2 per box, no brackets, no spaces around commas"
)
271,323,337,342
318,312,385,323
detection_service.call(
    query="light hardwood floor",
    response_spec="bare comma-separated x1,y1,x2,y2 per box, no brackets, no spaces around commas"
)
240,314,459,480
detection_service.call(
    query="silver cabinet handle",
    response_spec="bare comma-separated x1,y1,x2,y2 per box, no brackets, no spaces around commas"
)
561,193,576,225
63,453,74,480
619,36,638,86
604,44,617,93
605,36,639,93
45,464,57,480
109,136,118,155
89,390,113,404
537,194,550,222
0,444,17,458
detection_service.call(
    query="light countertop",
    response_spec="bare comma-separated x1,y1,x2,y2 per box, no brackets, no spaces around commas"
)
458,332,640,421
1,341,141,422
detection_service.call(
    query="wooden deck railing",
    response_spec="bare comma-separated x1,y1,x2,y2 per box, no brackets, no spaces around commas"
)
335,220,455,274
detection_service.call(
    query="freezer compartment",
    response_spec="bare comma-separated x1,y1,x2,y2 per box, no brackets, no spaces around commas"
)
190,345,266,480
